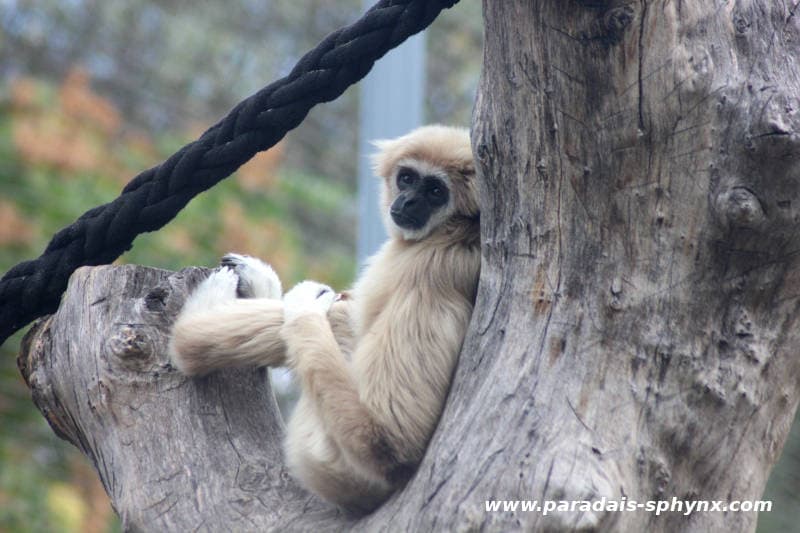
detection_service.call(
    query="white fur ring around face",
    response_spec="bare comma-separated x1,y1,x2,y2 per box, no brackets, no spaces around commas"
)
283,280,336,323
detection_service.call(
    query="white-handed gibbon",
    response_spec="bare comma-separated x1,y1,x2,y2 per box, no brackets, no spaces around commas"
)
168,125,480,514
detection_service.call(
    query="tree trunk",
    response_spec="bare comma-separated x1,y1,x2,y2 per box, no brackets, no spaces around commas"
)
19,266,348,531
18,1,800,531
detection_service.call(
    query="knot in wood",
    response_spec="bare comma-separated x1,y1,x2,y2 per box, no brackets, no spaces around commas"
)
603,6,634,40
474,140,491,163
608,276,623,311
715,187,766,230
108,325,154,364
745,91,799,159
145,287,169,312
733,13,751,35
578,5,634,46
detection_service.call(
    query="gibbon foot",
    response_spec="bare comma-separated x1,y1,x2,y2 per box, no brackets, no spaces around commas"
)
181,268,239,316
169,256,286,376
283,281,336,322
220,253,282,299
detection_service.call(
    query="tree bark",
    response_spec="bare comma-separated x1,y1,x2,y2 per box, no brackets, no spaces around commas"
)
19,266,348,531
17,1,800,532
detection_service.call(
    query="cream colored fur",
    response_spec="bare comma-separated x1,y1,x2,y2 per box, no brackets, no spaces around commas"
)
169,125,480,514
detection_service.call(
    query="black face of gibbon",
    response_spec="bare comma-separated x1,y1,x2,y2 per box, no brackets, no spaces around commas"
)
390,166,450,230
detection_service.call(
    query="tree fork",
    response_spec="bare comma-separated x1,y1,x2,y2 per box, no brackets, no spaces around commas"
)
16,2,800,531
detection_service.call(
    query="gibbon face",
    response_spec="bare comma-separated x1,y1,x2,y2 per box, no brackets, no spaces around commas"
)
372,125,477,241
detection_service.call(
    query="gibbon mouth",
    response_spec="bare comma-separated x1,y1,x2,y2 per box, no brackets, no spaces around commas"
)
390,210,425,229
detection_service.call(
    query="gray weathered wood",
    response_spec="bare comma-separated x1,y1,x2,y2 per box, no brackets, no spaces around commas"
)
19,266,347,531
441,1,799,531
17,1,800,531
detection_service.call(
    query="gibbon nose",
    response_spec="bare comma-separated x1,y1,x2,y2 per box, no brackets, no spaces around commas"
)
390,195,418,215
401,196,420,209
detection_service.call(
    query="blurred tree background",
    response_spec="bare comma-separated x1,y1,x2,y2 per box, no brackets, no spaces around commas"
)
0,1,481,530
0,1,795,532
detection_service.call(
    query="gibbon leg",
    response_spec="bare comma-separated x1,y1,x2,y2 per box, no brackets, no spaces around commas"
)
281,283,412,507
284,396,391,514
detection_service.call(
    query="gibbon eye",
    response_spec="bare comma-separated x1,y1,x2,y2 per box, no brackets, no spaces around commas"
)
397,171,417,187
424,177,449,205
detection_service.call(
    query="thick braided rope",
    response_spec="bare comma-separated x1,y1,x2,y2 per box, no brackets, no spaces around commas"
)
0,0,459,345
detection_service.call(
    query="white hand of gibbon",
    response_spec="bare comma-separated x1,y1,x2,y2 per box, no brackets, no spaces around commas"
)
283,281,336,323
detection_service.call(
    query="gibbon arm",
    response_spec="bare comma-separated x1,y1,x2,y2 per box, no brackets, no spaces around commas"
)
171,298,355,376
170,298,285,375
281,314,413,485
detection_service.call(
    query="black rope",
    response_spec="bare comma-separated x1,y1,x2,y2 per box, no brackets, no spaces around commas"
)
0,0,460,346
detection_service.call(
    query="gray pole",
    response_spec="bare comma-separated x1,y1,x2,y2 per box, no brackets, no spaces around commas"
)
357,19,425,264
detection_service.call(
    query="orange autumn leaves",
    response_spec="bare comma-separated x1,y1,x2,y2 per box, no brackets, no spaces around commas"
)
10,69,125,176
3,68,288,264
2,67,349,290
9,67,283,185
0,200,33,246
